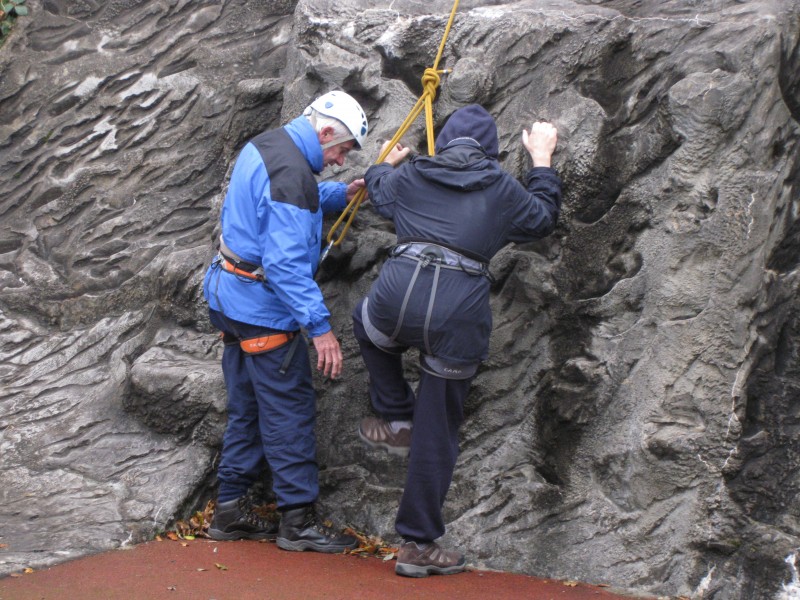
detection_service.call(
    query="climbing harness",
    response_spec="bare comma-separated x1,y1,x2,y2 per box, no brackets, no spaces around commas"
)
220,330,296,355
218,256,263,282
385,242,490,354
320,0,461,265
358,241,487,380
216,235,266,281
360,297,478,381
210,248,300,372
389,241,493,281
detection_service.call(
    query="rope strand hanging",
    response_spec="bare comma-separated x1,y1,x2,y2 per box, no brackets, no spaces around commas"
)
320,0,460,263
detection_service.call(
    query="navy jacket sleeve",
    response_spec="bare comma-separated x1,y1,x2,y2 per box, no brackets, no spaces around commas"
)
364,163,398,220
506,166,562,243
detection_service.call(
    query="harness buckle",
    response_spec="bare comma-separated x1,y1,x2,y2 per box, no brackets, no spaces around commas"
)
418,245,444,268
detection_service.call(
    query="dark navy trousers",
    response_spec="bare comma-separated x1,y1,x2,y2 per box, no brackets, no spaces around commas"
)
352,302,471,542
209,309,318,508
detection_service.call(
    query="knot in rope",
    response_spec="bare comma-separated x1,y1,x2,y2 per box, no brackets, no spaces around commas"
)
421,67,441,101
322,0,460,251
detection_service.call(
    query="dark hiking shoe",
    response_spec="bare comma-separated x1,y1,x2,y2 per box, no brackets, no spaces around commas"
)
358,416,411,457
395,541,466,578
208,497,279,541
276,506,358,553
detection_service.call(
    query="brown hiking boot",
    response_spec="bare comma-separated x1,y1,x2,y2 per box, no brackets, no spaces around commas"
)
395,541,466,577
358,416,411,457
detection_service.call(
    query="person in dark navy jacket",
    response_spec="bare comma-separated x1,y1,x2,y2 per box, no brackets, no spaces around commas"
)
203,91,368,553
353,104,561,576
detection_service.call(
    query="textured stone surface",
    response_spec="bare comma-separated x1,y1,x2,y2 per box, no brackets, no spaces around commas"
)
1,1,800,598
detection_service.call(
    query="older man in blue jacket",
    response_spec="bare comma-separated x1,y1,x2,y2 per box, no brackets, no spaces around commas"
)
203,91,368,553
354,104,561,576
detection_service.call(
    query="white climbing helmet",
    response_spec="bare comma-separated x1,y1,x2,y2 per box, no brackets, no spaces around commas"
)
304,91,369,149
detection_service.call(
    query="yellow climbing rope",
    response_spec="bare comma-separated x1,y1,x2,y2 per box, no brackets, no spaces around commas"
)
323,0,460,253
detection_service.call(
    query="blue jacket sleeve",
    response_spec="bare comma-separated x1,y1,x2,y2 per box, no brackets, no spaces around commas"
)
259,198,332,338
319,181,347,215
507,166,562,242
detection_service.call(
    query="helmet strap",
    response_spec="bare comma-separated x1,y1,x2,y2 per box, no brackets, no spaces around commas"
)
321,134,355,149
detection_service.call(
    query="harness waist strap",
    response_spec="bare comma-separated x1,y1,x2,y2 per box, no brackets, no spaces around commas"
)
218,234,266,280
390,242,490,277
223,331,295,354
219,256,265,281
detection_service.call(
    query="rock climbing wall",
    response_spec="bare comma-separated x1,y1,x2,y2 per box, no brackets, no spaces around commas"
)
1,1,799,597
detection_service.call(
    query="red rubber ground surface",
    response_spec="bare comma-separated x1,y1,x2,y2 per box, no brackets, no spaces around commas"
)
0,539,652,600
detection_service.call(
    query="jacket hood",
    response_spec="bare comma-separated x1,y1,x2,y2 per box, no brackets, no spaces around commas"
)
284,116,324,174
434,104,499,159
413,142,503,191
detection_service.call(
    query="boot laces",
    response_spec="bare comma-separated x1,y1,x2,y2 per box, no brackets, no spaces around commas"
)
304,511,335,535
237,497,273,529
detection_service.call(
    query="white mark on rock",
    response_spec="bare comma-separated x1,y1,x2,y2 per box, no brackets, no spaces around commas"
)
746,193,756,238
74,76,104,99
780,552,800,599
697,453,715,472
693,564,716,597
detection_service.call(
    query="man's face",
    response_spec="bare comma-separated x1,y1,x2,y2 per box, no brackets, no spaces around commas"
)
319,126,355,168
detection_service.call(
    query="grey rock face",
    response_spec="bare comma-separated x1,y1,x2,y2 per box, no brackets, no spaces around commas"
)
1,1,799,598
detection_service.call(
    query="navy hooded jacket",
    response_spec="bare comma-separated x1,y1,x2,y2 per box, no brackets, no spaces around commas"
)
363,109,561,364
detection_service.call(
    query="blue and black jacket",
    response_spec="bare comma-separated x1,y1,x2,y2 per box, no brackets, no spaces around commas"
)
203,116,347,337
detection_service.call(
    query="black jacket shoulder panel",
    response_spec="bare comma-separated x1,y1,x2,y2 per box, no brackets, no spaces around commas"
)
251,128,319,212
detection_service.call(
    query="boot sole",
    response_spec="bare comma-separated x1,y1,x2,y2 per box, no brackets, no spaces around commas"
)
208,529,278,541
276,537,357,553
395,562,466,577
357,428,410,458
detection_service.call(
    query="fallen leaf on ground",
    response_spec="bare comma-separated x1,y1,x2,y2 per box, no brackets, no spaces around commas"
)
564,581,578,587
23,568,34,574
161,499,278,543
343,526,398,560
215,563,228,571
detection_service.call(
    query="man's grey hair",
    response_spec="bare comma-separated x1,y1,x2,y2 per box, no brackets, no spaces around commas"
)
304,108,352,148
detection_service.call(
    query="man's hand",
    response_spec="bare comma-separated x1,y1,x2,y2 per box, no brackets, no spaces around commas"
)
311,330,343,379
379,140,412,167
522,121,558,168
346,178,366,201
